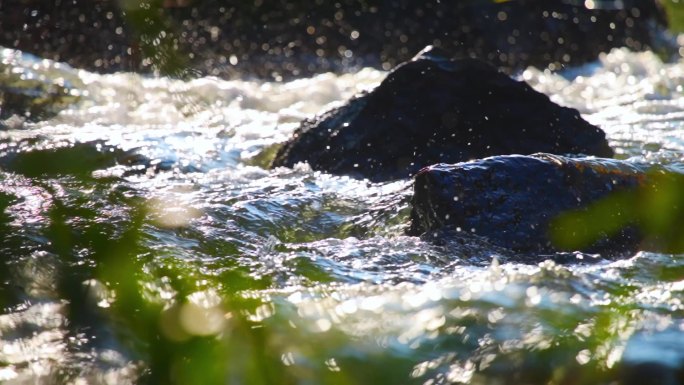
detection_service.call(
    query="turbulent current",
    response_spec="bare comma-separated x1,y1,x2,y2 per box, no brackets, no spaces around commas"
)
1,47,684,384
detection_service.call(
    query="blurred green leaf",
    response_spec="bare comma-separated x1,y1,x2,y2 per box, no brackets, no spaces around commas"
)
663,0,684,32
551,171,684,253
121,0,192,78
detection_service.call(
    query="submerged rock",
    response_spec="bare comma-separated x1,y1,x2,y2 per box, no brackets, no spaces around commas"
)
0,60,82,124
408,153,650,255
0,140,162,178
272,47,612,182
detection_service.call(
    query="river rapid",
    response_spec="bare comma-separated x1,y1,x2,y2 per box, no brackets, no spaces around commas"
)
1,46,684,384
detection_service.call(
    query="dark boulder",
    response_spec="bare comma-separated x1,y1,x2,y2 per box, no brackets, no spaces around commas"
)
408,153,651,255
271,47,613,182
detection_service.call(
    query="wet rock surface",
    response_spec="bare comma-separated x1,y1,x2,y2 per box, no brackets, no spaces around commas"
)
408,153,651,255
0,0,671,78
271,48,613,182
0,60,82,124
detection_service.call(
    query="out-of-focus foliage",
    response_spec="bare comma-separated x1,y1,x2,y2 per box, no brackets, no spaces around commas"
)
663,0,684,32
119,0,192,78
35,194,268,385
551,171,684,253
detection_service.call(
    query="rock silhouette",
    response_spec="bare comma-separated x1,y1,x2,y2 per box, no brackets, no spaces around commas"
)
272,47,613,182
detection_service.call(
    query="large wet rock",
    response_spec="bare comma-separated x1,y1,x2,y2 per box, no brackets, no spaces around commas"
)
0,59,82,124
0,0,671,78
271,48,613,182
408,153,652,255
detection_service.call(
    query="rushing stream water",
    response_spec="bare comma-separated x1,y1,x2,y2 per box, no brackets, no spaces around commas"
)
1,46,684,384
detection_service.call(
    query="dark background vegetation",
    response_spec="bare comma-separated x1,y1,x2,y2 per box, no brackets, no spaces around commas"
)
0,0,678,79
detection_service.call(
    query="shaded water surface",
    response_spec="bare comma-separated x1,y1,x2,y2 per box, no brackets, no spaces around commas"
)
1,47,684,384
